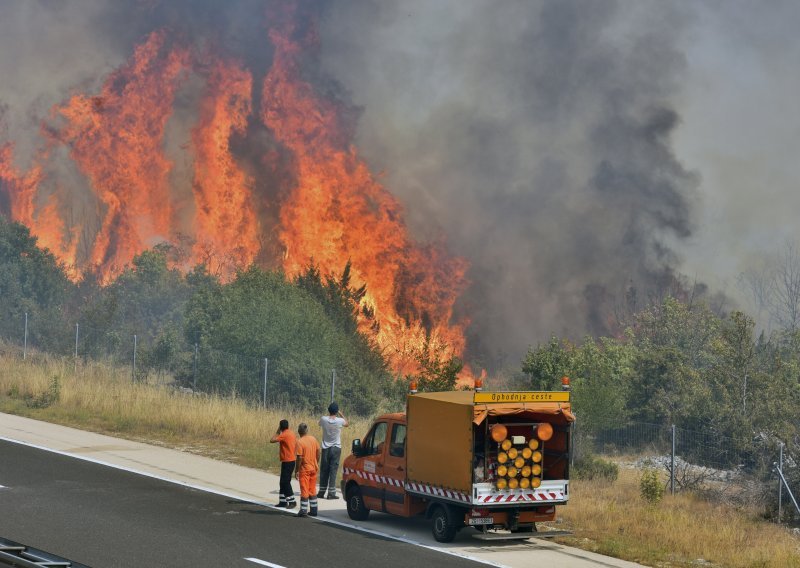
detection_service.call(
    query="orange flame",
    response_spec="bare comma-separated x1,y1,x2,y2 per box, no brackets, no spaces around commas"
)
0,8,471,376
262,7,468,374
0,143,78,271
0,142,40,227
48,30,190,279
191,56,260,276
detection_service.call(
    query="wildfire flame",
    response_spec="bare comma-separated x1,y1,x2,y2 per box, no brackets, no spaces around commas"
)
0,5,469,376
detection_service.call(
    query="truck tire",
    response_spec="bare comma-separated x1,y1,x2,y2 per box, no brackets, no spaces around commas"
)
346,485,370,521
431,505,458,543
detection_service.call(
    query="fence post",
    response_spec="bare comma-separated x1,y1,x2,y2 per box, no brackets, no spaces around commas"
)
23,312,28,360
263,358,268,408
193,343,198,390
74,323,79,372
779,442,784,522
132,334,137,382
331,368,336,402
671,424,676,495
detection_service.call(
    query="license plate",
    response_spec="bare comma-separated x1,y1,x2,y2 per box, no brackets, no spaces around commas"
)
468,517,494,526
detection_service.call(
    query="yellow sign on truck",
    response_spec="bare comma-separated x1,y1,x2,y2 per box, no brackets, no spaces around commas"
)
341,388,575,542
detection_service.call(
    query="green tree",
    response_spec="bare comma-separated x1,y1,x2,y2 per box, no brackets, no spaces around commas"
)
0,215,72,351
405,338,463,393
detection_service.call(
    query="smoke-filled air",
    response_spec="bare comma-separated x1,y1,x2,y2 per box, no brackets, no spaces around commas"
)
2,0,794,373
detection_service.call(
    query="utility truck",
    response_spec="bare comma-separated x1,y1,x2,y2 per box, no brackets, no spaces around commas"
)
341,380,575,542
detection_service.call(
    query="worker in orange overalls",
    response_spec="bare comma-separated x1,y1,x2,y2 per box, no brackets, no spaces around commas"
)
269,419,297,509
295,422,321,517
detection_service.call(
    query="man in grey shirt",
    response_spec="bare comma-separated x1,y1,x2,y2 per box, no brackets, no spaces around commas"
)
317,401,348,499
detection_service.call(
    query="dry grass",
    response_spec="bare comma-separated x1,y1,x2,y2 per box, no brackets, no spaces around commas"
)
2,349,799,567
0,349,373,472
557,469,800,567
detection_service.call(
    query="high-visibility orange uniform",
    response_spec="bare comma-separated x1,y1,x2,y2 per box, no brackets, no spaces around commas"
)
274,429,297,508
275,429,296,463
296,434,320,515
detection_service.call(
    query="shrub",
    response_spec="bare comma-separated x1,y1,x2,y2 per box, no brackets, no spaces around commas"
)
640,467,664,505
573,454,619,482
25,375,61,409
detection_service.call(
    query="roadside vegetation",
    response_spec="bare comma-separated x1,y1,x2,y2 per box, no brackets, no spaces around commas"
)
558,474,800,568
0,347,372,472
2,350,799,567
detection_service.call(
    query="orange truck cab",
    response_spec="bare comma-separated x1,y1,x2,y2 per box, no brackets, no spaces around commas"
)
341,389,574,542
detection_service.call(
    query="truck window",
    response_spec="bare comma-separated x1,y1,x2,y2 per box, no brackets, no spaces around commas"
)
363,422,388,455
389,424,407,457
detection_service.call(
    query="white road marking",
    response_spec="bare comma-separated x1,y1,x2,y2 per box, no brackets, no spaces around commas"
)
0,484,6,489
245,559,286,567
0,436,508,567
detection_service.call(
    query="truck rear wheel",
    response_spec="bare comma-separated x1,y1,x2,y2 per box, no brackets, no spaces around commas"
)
346,485,370,521
431,505,458,543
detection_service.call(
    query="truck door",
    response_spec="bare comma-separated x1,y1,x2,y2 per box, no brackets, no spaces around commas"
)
359,421,388,511
377,422,407,516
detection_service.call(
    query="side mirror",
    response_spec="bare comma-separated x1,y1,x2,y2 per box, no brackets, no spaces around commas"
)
352,439,362,456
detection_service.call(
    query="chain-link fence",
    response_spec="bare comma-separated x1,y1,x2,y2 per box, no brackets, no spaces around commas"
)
574,420,794,521
2,312,407,417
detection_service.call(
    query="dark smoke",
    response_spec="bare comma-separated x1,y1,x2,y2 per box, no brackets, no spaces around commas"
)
316,0,700,367
0,1,702,369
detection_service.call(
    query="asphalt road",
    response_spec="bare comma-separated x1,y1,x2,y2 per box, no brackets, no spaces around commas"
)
0,439,485,568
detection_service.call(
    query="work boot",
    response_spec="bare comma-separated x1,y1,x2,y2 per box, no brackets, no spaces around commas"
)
275,502,287,508
316,491,326,499
296,510,308,517
326,493,338,500
286,501,297,509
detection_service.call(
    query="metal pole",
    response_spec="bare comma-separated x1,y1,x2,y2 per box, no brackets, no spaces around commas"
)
132,335,137,382
193,343,198,390
779,442,784,522
775,464,800,516
263,358,268,408
331,369,336,403
23,312,28,360
74,323,79,372
671,424,676,495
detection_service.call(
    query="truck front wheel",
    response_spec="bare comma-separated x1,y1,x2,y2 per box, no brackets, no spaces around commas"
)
346,484,370,521
431,505,458,543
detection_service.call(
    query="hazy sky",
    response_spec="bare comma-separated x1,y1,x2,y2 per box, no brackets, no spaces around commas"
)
671,0,800,296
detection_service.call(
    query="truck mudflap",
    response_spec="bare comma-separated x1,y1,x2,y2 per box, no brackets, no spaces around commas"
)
472,480,568,505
